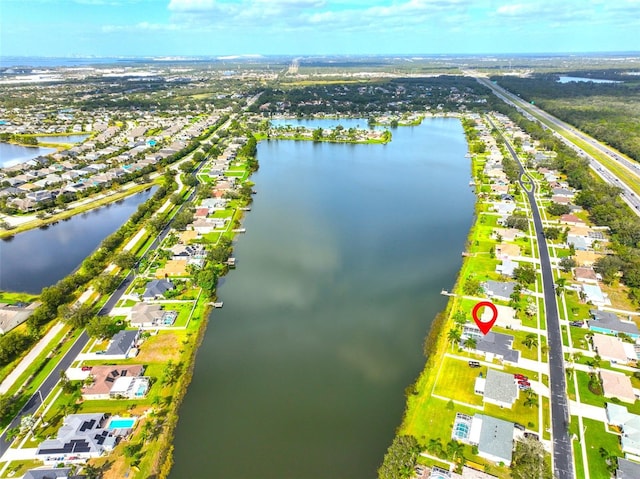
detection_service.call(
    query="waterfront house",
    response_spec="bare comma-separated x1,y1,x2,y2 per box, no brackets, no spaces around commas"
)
36,413,117,464
482,281,517,302
474,369,518,408
495,243,521,261
81,365,145,400
129,303,177,328
23,467,76,479
0,301,40,334
453,413,514,465
461,325,520,364
103,330,140,359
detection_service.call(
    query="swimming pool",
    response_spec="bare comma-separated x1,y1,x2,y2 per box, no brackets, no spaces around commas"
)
107,417,136,430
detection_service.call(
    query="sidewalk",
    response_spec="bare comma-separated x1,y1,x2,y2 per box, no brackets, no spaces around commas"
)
0,322,64,394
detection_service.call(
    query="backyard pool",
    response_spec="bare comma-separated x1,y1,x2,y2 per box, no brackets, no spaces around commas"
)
107,417,136,430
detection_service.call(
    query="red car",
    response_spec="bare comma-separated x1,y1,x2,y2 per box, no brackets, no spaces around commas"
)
518,380,531,387
514,374,526,380
81,366,92,371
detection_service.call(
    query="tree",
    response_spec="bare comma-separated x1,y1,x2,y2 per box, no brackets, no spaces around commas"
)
522,333,538,350
114,251,137,270
377,435,420,479
505,214,529,231
463,336,477,351
453,311,466,326
555,277,567,297
511,437,551,479
543,226,562,240
547,202,571,216
463,278,483,296
312,127,323,142
559,256,576,273
524,390,538,408
447,328,461,349
94,273,122,295
59,303,95,329
427,438,444,457
446,440,464,462
172,208,195,231
86,316,117,339
513,263,536,286
594,255,624,284
179,160,195,173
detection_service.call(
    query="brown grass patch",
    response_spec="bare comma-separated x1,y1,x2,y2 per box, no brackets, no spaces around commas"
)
137,332,182,363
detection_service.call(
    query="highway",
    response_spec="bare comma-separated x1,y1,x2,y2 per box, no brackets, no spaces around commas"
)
474,75,640,215
0,331,89,457
489,117,574,479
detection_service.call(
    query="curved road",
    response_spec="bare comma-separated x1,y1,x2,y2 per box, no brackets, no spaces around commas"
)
489,117,574,479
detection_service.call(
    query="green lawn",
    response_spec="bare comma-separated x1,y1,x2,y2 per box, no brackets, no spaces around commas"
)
432,356,485,407
569,416,586,479
575,371,640,414
583,417,622,479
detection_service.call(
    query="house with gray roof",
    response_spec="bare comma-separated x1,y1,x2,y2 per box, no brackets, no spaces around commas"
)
36,413,117,464
482,281,517,302
462,325,520,364
588,309,640,340
606,403,640,456
142,279,175,301
616,458,640,479
466,414,514,465
23,467,77,479
104,330,140,359
474,369,518,408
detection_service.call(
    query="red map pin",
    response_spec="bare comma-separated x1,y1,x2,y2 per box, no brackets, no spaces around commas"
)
472,301,498,335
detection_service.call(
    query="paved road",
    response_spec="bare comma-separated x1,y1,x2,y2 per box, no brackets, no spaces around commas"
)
490,118,574,479
0,331,89,456
475,76,640,215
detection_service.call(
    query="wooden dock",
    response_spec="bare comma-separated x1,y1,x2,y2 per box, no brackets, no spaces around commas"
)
232,228,246,233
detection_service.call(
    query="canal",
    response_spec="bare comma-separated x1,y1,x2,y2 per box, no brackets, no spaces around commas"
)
170,118,475,478
0,188,155,293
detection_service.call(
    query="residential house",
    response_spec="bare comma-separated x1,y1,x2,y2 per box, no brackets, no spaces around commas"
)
462,325,520,364
574,250,604,267
129,303,177,328
493,202,516,216
592,334,635,364
616,459,640,479
496,259,519,278
474,369,518,408
81,365,145,400
482,304,520,330
463,414,514,466
155,260,188,278
23,468,77,479
560,214,585,226
600,370,636,403
606,403,640,456
588,310,640,340
0,301,40,334
566,235,590,251
493,228,524,242
581,284,610,307
573,267,599,284
495,244,521,260
103,330,140,359
482,281,517,302
36,413,118,464
142,279,175,300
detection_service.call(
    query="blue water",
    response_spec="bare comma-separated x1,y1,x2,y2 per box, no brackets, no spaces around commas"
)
107,418,136,430
36,134,89,144
557,76,621,84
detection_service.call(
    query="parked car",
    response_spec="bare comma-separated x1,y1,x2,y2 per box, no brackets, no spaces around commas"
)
514,423,526,431
570,321,584,327
468,361,481,368
81,366,92,371
514,373,526,380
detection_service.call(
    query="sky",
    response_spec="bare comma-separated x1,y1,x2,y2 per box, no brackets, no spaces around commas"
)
1,0,639,58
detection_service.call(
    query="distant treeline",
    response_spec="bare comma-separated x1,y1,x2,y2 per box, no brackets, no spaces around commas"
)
492,73,640,162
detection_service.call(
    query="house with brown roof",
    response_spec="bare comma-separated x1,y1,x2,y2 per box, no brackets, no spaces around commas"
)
495,243,521,260
82,365,145,400
573,267,598,284
560,214,585,226
574,250,604,267
592,334,629,364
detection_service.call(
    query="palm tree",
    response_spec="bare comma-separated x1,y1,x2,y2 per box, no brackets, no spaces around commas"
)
448,328,462,348
522,333,538,350
524,392,538,408
427,438,444,457
555,277,567,297
446,440,464,462
464,336,477,351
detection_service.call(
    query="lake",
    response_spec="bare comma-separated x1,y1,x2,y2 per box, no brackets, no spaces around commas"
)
170,118,475,478
36,134,89,144
0,188,155,293
0,142,56,168
557,76,621,84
